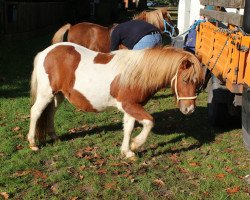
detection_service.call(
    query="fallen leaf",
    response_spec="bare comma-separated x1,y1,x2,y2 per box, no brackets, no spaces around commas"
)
153,179,165,187
94,159,105,166
224,167,234,174
0,122,6,127
16,145,24,150
110,162,123,167
104,182,116,189
177,167,189,174
97,169,107,175
71,197,78,200
189,162,200,167
12,126,21,132
203,192,209,197
215,173,226,179
244,174,250,184
169,153,180,163
51,183,59,194
75,149,84,158
32,170,47,180
226,186,240,194
21,115,30,119
13,170,31,177
79,165,86,171
224,148,235,153
84,146,93,152
0,192,9,200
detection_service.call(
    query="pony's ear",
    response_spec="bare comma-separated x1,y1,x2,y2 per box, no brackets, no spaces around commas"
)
180,59,192,69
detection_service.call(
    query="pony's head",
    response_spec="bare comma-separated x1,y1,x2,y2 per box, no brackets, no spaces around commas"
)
133,8,179,37
113,47,203,115
160,8,179,37
171,57,203,115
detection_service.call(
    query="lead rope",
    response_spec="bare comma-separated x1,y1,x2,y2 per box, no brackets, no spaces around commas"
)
171,70,197,103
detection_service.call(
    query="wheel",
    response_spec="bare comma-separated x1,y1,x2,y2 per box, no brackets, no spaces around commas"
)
207,78,230,126
207,77,241,126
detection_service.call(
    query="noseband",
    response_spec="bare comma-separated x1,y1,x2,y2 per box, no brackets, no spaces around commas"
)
171,70,197,103
163,19,176,37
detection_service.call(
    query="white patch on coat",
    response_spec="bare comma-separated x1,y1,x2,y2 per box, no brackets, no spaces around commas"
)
73,45,120,111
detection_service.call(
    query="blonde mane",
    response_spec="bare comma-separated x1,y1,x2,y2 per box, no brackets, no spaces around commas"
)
112,47,203,93
133,8,170,30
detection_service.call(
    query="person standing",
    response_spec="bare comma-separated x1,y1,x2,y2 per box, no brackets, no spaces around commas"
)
110,20,162,51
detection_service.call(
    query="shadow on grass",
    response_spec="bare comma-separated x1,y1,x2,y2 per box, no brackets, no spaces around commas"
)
58,106,241,155
0,80,30,98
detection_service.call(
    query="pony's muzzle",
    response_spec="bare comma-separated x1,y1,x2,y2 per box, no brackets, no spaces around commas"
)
180,103,195,115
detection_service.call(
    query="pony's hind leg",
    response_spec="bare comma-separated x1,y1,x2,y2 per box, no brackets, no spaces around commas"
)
47,93,65,141
121,113,135,158
27,94,54,151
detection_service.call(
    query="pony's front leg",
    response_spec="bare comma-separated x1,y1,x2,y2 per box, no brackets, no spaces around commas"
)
122,103,154,152
121,113,135,158
130,119,154,151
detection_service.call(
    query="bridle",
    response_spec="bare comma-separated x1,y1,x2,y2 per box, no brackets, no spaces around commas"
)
163,19,176,37
170,69,197,103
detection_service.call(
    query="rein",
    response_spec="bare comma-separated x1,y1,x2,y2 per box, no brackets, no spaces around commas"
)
170,70,197,103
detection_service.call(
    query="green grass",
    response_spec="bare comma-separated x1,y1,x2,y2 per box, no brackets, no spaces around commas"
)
0,35,250,199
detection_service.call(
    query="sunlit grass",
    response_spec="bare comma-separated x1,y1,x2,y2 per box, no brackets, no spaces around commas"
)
0,35,249,199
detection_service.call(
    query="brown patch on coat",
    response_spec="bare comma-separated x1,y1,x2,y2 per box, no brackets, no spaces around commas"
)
110,76,153,121
93,53,114,64
44,45,97,112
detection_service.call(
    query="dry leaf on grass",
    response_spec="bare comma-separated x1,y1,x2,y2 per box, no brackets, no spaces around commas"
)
177,167,189,174
153,179,165,187
226,186,240,194
12,126,21,132
169,153,180,163
16,145,24,150
104,182,116,189
0,192,9,200
215,173,226,179
189,162,200,167
224,167,234,174
97,169,107,175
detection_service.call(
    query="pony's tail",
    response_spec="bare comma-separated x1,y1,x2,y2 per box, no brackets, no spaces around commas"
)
30,53,39,106
52,23,71,44
30,53,52,144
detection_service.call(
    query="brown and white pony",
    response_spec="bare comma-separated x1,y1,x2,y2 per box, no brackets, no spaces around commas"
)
51,8,178,53
28,43,202,158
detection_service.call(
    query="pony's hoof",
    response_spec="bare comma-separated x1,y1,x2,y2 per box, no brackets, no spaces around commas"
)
121,150,136,159
29,144,39,151
130,141,139,151
128,156,137,162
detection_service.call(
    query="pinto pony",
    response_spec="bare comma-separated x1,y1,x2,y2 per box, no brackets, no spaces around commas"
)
51,8,178,53
28,43,202,158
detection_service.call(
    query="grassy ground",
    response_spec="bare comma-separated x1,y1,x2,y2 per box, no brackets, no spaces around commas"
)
0,35,250,200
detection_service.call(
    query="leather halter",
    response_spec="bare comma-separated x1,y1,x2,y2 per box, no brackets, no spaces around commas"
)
171,69,197,103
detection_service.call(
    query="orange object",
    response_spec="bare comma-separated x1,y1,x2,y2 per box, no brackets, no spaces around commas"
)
196,22,250,93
